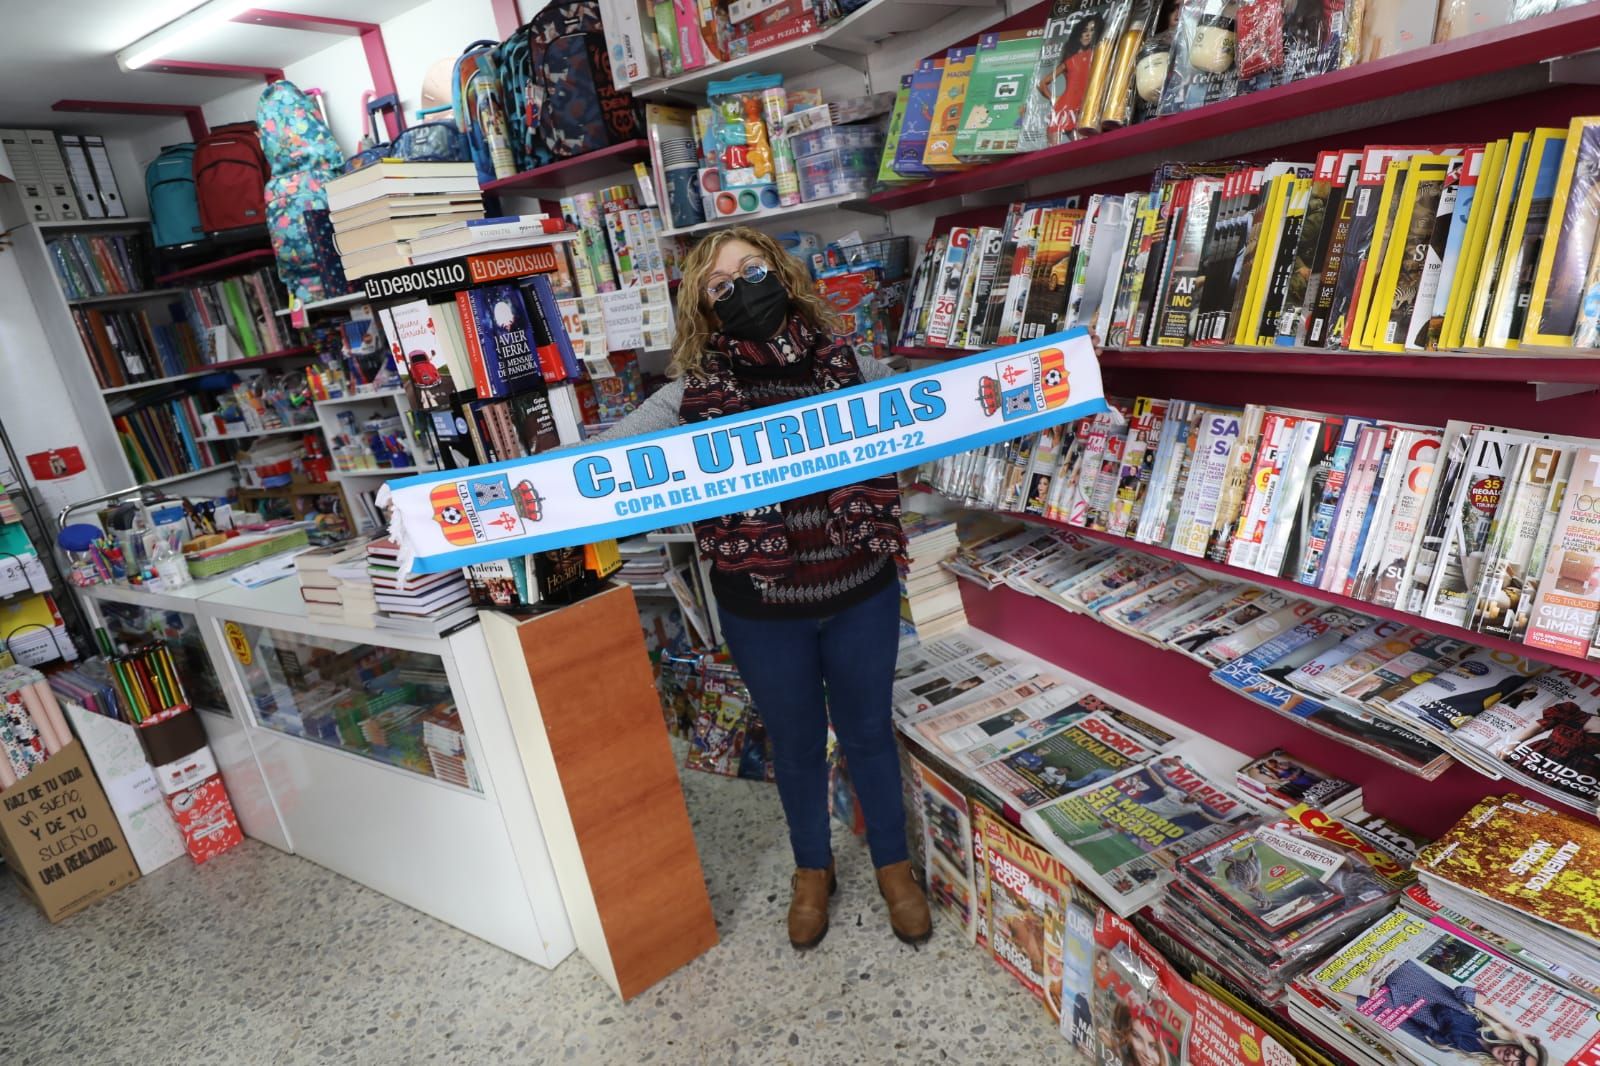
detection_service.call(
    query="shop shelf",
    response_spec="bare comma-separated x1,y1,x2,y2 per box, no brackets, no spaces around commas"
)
890,344,1600,384
627,0,1003,99
66,287,186,307
481,140,653,195
868,5,1600,211
155,247,277,285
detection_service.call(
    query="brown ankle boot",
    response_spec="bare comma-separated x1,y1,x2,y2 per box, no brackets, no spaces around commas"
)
876,860,932,944
788,863,836,949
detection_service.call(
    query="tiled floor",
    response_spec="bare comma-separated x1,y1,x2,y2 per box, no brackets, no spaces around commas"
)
2,763,1070,1066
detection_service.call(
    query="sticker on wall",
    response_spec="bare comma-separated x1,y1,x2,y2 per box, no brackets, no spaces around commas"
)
223,622,252,667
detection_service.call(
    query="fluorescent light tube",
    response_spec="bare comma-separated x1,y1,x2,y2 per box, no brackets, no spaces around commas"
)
116,0,256,71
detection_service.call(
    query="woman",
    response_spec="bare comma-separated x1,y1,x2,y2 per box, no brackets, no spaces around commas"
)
591,226,930,950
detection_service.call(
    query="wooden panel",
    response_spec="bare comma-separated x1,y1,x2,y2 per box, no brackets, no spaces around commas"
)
515,585,717,1000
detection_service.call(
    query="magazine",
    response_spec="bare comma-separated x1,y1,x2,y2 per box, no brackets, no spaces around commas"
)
903,673,1072,758
1235,749,1363,815
978,809,1081,1020
1022,754,1266,916
912,756,979,943
1309,907,1600,1066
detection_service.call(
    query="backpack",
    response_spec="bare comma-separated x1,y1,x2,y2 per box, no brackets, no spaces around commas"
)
498,2,640,172
451,41,516,184
257,80,347,303
192,122,270,233
145,144,204,248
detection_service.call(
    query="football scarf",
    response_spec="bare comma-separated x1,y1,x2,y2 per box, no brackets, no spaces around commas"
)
384,328,1106,573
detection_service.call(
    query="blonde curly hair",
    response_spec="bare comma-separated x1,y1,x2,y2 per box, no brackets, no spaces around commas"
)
669,226,841,378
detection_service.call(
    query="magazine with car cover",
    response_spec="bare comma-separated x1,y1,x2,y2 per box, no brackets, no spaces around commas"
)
1525,116,1600,346
973,711,1161,810
1020,207,1088,339
1236,749,1363,815
1022,754,1267,916
1524,447,1600,659
1470,443,1570,637
1421,429,1530,627
1309,906,1600,1066
903,672,1071,756
911,755,979,942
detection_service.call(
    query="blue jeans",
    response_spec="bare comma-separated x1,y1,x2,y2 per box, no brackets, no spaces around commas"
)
717,579,909,870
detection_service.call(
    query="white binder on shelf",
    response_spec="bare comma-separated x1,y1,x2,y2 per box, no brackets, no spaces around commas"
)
0,128,54,222
25,129,81,221
59,134,106,219
84,135,126,218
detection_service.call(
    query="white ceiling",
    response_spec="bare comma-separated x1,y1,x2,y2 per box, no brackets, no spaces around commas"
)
0,0,431,130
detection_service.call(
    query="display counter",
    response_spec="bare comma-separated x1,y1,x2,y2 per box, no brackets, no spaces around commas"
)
80,574,577,968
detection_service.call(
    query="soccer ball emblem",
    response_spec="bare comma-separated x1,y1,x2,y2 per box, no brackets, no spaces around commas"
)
440,505,463,525
1044,366,1065,388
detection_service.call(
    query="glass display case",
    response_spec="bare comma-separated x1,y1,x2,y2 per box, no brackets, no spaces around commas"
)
95,600,230,715
229,622,480,792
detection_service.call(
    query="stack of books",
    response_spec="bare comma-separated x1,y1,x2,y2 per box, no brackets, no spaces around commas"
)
294,539,376,626
325,161,484,280
900,510,964,641
366,539,473,632
421,706,478,790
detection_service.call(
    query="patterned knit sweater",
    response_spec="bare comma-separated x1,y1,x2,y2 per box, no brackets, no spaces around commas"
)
587,353,897,619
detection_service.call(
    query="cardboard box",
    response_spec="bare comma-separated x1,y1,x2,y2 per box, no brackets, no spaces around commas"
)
0,740,140,921
61,702,185,875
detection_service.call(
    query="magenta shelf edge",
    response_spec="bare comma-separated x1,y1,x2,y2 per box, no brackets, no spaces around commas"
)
868,6,1600,212
890,345,1600,383
481,140,653,194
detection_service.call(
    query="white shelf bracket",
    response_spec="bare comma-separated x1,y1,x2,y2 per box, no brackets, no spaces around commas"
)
1548,50,1600,84
812,44,871,73
1532,381,1600,401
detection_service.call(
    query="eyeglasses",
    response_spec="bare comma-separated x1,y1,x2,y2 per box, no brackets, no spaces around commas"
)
705,256,771,303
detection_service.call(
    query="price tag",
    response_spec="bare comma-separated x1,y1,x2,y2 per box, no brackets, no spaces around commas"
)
599,288,646,351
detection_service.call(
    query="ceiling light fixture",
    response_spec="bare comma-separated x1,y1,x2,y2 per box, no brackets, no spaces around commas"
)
116,0,257,72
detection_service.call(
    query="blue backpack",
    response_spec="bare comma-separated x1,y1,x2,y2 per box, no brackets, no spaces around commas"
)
257,80,346,302
452,41,516,184
145,144,204,248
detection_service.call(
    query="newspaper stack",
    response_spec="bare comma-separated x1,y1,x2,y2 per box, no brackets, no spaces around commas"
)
1302,907,1600,1066
293,539,373,624
899,510,965,642
1412,795,1600,988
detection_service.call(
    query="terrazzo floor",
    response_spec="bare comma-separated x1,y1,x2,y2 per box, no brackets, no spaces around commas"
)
1,761,1076,1066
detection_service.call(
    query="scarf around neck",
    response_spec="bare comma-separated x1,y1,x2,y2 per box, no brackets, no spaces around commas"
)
678,317,906,580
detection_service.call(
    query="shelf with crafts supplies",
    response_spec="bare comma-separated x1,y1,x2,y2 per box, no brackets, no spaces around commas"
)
866,3,1600,212
620,0,1009,100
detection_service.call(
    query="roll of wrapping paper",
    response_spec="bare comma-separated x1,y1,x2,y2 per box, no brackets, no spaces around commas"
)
109,644,190,725
14,678,62,753
0,683,44,784
32,679,71,750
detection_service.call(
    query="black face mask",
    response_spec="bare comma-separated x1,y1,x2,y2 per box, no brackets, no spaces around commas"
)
715,272,790,341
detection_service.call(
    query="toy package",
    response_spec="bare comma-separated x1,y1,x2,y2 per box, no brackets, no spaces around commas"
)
706,73,781,194
895,57,946,179
922,46,978,171
956,29,1047,158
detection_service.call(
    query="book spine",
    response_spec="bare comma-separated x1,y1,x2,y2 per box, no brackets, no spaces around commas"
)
455,290,494,399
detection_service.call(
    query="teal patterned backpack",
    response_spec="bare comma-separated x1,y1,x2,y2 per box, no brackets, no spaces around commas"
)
257,80,346,303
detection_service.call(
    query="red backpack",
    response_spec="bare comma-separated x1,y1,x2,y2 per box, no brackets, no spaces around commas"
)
192,122,270,233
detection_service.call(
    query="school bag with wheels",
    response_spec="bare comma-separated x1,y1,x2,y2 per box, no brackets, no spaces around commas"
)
191,122,270,233
145,143,204,247
451,40,516,184
257,79,347,303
